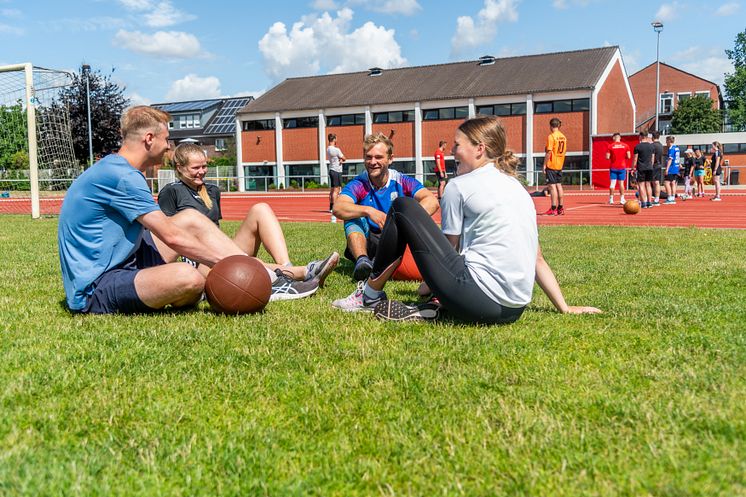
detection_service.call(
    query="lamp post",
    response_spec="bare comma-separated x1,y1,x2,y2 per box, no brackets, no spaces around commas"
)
652,21,664,132
82,64,93,167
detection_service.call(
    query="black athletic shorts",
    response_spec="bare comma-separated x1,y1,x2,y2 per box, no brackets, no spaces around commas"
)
436,171,447,183
545,169,562,184
82,231,165,314
637,169,654,182
329,170,342,188
665,173,679,182
654,167,663,182
713,166,722,176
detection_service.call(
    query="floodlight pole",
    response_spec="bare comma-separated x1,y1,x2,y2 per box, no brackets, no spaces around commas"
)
652,21,663,131
82,64,93,167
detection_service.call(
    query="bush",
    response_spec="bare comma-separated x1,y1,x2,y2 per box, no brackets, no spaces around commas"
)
268,183,276,190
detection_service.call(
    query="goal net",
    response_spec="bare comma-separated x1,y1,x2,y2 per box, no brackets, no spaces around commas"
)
0,63,79,218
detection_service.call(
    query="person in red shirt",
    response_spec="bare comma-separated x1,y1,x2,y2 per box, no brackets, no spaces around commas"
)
606,132,631,205
434,140,447,200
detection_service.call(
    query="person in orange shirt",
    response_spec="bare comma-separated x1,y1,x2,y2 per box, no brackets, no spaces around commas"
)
542,117,567,215
434,140,447,200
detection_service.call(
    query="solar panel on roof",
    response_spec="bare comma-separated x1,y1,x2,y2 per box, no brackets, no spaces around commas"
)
203,97,252,135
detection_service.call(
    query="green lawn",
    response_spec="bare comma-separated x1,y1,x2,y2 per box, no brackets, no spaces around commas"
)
0,216,744,496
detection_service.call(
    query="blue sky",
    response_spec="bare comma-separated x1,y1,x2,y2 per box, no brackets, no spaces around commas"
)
1,0,742,105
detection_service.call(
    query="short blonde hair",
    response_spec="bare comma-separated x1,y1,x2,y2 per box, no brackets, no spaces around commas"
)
363,132,394,157
120,106,171,140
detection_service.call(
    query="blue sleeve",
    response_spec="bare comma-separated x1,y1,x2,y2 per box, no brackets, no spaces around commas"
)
401,175,424,197
110,169,159,222
341,178,365,203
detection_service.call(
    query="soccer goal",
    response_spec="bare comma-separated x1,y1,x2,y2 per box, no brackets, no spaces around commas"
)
0,63,79,218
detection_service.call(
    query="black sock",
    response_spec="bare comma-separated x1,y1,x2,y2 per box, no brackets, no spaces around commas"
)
558,204,563,209
329,203,333,211
551,205,557,210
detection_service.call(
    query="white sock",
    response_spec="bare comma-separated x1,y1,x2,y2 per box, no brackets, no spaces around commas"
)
266,267,277,283
363,281,384,301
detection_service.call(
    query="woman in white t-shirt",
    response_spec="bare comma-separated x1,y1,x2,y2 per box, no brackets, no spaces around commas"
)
332,115,601,323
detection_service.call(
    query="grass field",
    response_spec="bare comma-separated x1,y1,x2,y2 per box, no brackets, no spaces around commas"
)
1,216,744,496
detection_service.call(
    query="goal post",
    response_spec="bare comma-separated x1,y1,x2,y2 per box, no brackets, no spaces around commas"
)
0,63,79,218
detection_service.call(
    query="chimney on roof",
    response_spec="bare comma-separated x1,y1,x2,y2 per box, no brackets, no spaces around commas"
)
478,55,496,66
368,67,383,76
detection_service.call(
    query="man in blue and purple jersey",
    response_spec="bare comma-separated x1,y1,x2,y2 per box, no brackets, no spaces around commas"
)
333,132,439,280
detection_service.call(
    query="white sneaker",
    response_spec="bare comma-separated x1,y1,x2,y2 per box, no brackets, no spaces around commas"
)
608,197,614,205
305,251,339,287
664,199,676,204
712,197,722,202
331,215,337,223
619,197,626,205
332,281,386,312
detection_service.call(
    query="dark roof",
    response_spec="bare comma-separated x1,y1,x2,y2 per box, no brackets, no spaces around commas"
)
153,99,223,112
239,46,618,115
204,97,253,135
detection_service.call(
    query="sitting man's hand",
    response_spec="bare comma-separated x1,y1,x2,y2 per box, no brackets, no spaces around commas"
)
367,208,387,230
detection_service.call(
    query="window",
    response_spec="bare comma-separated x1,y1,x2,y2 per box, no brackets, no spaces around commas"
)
477,105,494,115
422,106,469,121
327,113,364,126
214,138,226,151
243,119,275,131
477,103,527,116
695,91,711,98
678,92,692,104
283,116,318,129
534,98,589,114
511,102,527,115
660,93,674,114
373,111,415,123
168,121,174,129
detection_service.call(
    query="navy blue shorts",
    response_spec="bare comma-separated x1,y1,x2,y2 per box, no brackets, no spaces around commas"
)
329,170,343,188
82,231,166,314
546,169,563,184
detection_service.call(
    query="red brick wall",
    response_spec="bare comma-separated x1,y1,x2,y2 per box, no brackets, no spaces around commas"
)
501,115,526,154
533,112,589,153
328,125,365,160
597,60,634,134
422,119,461,156
372,122,415,157
629,63,720,129
241,130,276,163
283,128,319,162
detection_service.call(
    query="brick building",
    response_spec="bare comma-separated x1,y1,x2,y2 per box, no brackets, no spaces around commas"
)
629,62,722,133
235,46,635,190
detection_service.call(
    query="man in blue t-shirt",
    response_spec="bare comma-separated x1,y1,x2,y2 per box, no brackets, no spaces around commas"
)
664,135,681,205
58,106,247,314
332,133,438,280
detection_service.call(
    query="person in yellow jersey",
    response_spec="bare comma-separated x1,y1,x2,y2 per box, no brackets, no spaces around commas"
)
542,117,567,215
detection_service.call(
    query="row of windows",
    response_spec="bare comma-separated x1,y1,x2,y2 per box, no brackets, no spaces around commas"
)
243,98,590,131
373,111,416,123
423,107,469,121
243,119,276,131
284,117,319,129
327,114,365,126
534,98,590,114
477,103,527,116
660,91,711,113
168,114,202,130
687,143,746,154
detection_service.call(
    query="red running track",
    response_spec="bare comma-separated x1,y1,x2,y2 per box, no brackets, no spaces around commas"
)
3,191,745,229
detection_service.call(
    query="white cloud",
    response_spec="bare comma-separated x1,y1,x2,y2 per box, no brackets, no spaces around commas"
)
165,74,222,101
118,0,153,10
127,92,152,106
451,0,519,56
0,22,22,35
233,89,265,99
117,0,194,27
348,0,421,15
311,0,338,9
671,46,733,86
43,16,128,32
654,2,680,22
258,8,406,82
113,30,209,59
552,0,592,8
145,2,196,27
553,0,567,7
715,2,739,15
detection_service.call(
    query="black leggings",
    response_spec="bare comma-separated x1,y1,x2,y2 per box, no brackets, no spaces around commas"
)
372,197,525,324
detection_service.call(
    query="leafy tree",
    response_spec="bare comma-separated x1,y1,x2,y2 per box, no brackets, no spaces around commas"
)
0,102,28,170
54,66,129,166
671,95,722,134
724,29,746,131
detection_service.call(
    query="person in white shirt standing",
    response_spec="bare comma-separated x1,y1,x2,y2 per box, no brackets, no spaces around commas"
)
332,115,601,322
327,133,346,222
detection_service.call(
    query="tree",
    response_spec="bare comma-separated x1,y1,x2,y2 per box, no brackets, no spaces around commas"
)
724,29,746,131
671,95,722,134
0,102,28,170
55,66,129,166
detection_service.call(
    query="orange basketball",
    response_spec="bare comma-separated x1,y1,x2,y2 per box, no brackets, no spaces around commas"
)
392,246,422,281
623,199,640,215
